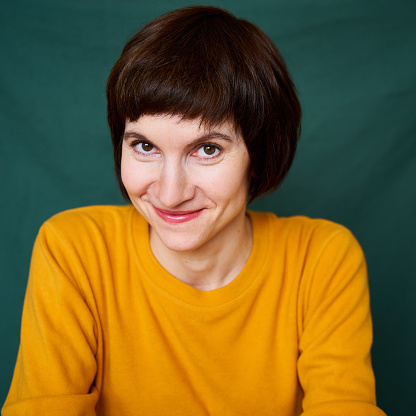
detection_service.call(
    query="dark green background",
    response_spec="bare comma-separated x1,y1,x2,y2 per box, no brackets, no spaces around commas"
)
1,1,414,414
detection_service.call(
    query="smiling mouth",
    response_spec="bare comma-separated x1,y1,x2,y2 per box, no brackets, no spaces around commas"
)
153,207,204,224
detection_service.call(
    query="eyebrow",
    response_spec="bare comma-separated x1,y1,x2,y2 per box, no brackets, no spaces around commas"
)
123,131,234,150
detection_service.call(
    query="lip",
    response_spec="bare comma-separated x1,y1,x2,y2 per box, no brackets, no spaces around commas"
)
153,206,204,224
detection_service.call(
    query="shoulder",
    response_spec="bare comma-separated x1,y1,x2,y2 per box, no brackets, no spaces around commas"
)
31,205,141,277
249,209,354,237
37,205,137,246
43,205,134,231
46,204,134,224
248,210,363,258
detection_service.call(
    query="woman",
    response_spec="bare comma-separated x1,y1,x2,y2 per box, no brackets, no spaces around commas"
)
3,6,386,416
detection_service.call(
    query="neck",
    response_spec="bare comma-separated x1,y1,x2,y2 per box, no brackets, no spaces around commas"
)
150,214,253,291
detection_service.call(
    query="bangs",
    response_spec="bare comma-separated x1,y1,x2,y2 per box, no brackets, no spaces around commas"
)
108,10,271,137
116,46,237,129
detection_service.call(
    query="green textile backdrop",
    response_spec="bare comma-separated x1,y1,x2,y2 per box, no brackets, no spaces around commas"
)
0,0,415,414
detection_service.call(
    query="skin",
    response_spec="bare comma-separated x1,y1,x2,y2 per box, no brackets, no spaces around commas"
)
121,114,252,291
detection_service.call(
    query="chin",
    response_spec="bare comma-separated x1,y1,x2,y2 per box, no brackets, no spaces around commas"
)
151,227,211,253
159,235,204,253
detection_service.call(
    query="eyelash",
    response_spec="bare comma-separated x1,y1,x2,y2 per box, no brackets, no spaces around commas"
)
194,143,222,159
130,141,158,156
129,141,223,160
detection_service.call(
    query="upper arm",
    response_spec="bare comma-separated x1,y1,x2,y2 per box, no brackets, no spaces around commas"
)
2,222,99,415
297,227,386,415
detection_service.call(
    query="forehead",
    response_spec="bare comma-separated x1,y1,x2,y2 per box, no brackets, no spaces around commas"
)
124,114,240,140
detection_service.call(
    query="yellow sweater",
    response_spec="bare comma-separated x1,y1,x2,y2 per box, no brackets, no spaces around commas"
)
3,206,386,415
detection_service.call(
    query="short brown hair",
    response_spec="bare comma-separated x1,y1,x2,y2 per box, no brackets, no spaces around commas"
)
107,6,301,202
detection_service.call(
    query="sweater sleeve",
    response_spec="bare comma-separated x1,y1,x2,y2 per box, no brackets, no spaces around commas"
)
297,225,386,416
2,221,99,416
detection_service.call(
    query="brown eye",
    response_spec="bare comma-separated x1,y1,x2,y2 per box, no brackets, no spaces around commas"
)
203,145,216,155
141,142,154,152
195,144,220,158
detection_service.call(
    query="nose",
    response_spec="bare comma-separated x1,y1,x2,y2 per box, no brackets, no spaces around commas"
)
154,160,195,208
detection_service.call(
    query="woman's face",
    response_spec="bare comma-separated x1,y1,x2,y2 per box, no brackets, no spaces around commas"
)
121,114,251,254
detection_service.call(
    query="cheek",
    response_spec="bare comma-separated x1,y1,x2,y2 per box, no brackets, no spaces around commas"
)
120,158,134,191
120,157,151,195
224,169,250,201
224,152,251,191
192,160,250,202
